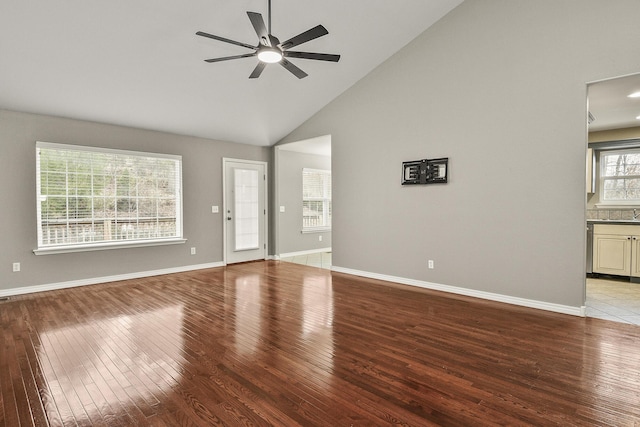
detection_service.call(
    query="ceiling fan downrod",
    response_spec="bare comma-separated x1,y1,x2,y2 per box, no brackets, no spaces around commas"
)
268,0,272,34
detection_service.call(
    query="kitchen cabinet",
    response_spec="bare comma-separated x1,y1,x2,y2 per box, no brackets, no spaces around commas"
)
593,224,640,277
586,148,595,194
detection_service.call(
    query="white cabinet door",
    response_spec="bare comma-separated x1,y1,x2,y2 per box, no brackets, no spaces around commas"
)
593,233,631,275
631,236,640,278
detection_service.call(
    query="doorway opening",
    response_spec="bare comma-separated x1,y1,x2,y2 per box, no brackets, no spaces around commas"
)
586,73,640,325
274,135,332,270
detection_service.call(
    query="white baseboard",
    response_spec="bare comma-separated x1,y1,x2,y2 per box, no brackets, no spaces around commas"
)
3,261,585,318
331,266,584,317
279,247,332,259
0,262,225,298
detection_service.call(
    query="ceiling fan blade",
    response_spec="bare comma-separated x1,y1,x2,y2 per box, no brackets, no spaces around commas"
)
205,53,257,63
280,25,328,50
196,31,256,50
284,51,340,62
247,12,270,46
249,62,267,79
280,59,308,79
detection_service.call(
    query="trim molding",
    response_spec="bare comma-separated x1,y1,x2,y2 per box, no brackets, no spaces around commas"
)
33,238,187,255
279,247,332,259
0,262,225,298
331,266,584,317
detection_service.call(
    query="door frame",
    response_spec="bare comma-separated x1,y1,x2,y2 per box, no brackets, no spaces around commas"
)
222,158,269,265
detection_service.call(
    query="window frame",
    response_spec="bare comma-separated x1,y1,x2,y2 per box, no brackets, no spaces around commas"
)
598,147,640,207
302,168,331,233
34,141,185,255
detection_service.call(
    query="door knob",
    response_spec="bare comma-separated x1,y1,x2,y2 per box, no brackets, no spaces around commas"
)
227,216,232,221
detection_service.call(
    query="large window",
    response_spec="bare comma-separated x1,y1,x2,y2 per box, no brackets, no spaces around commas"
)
35,142,183,253
600,149,640,205
302,168,331,231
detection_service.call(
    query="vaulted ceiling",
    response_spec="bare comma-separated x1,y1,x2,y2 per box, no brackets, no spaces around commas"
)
0,0,463,146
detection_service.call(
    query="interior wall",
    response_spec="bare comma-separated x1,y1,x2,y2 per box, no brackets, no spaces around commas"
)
589,126,640,143
278,0,640,308
276,149,331,255
0,109,269,292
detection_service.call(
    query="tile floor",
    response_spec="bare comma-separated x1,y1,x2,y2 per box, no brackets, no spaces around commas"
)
586,277,640,325
280,252,332,269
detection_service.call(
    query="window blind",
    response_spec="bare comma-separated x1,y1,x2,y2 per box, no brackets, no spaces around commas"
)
36,142,183,251
302,168,331,231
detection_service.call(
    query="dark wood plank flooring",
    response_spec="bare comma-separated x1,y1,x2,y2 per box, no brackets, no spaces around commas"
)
1,260,640,426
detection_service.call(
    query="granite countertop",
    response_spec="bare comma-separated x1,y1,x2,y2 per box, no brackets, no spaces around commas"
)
588,219,640,225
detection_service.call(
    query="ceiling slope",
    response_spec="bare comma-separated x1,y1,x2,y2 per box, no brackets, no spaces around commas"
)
0,0,463,146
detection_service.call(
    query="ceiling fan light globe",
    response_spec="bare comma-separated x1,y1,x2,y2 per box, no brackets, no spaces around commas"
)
258,48,283,63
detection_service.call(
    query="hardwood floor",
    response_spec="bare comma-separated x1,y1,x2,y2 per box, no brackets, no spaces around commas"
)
2,261,640,426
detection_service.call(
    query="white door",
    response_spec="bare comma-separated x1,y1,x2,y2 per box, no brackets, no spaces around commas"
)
224,159,267,264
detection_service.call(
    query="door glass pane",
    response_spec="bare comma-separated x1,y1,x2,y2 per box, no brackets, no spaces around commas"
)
234,168,259,251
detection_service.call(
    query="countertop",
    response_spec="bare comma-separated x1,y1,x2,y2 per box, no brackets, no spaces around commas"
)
588,219,640,225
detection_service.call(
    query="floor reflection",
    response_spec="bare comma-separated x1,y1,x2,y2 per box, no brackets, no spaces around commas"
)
233,274,262,355
37,305,184,423
582,327,640,411
229,270,335,389
302,275,334,337
302,275,335,385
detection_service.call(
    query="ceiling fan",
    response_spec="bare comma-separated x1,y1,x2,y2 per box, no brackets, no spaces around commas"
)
196,0,340,79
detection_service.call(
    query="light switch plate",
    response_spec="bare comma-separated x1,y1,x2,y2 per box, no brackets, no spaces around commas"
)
212,206,219,213
279,206,285,213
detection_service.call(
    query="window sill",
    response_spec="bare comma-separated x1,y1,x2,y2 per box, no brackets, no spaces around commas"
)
33,238,187,255
301,228,331,234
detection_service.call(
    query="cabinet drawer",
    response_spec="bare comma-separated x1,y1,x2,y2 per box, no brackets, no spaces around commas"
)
593,224,640,236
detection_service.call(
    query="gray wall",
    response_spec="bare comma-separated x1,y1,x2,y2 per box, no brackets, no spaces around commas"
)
1,109,269,291
279,0,640,308
276,148,331,254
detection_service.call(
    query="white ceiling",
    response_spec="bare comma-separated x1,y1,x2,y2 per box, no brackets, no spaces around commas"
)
0,0,463,146
278,134,331,156
588,73,640,132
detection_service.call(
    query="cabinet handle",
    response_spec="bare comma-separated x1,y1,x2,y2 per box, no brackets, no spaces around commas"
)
628,237,632,240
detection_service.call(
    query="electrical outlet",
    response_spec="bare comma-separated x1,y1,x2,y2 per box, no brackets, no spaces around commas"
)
190,247,196,255
13,262,20,272
428,260,434,269
319,235,323,242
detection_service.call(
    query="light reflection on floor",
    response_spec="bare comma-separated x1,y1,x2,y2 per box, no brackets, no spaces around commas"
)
234,274,262,355
37,305,185,422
